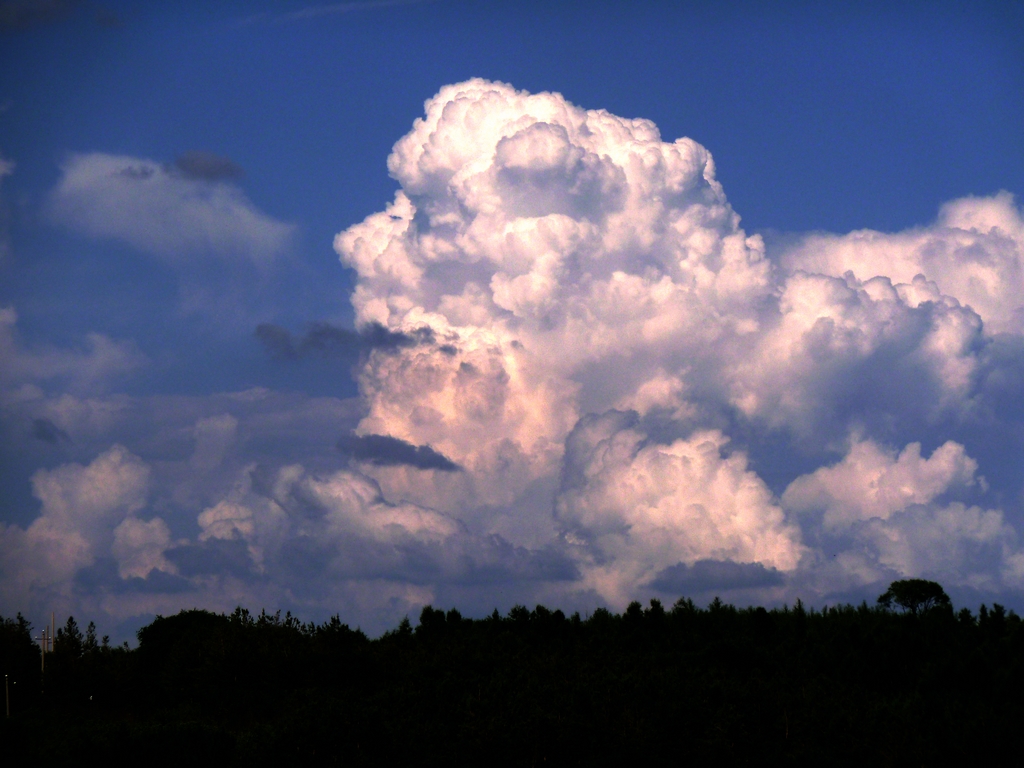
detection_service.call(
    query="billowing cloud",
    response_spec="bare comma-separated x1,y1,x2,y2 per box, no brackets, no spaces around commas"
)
335,79,774,530
189,413,238,471
727,272,986,436
5,80,1024,637
781,192,1024,335
0,445,163,610
111,516,174,579
47,152,293,267
783,437,1017,591
782,437,980,531
328,79,1024,607
556,412,803,603
0,305,144,393
187,461,573,599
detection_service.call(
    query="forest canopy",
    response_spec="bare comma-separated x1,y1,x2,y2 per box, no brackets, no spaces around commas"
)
3,580,1022,764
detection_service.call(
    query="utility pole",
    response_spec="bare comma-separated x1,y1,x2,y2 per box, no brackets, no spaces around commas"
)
5,673,9,719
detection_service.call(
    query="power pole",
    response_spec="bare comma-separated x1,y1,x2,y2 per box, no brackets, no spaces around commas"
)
5,673,9,719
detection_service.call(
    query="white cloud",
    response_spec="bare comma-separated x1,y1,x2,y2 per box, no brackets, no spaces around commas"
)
111,516,174,579
189,413,239,471
781,191,1024,335
783,437,1015,589
783,437,979,530
7,80,1024,632
331,79,1019,604
0,445,155,607
191,461,567,596
0,305,144,393
860,503,1010,586
726,271,985,434
47,152,294,267
335,79,774,529
556,412,804,604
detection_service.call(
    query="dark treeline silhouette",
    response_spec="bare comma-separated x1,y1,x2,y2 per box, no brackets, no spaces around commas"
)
3,580,1024,764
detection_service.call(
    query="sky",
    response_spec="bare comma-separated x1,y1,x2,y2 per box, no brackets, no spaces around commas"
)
1,0,1023,640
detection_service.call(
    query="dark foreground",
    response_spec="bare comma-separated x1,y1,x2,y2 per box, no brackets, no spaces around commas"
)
3,597,1023,764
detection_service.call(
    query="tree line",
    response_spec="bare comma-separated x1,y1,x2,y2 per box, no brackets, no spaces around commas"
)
2,580,1023,764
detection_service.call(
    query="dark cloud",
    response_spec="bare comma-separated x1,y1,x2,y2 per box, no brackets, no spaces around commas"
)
172,151,244,182
256,321,435,360
650,559,785,594
337,432,459,471
559,410,639,493
166,539,255,579
445,538,579,585
254,323,298,359
31,417,69,444
117,164,154,180
74,558,193,594
276,528,573,591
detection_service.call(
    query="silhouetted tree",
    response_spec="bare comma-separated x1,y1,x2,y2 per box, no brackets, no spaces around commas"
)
877,579,951,615
10,587,1024,764
55,616,84,657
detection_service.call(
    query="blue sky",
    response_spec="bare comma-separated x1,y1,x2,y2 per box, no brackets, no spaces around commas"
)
1,0,1023,639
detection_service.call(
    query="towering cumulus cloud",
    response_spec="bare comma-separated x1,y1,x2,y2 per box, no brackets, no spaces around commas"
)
335,80,792,602
7,80,1024,633
333,79,1024,607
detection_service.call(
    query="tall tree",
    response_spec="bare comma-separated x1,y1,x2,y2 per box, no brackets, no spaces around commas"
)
877,579,951,615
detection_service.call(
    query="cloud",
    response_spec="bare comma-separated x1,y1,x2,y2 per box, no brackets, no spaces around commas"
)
331,79,808,600
0,384,366,613
188,462,573,594
189,413,238,471
0,305,145,393
337,432,460,471
781,192,1024,335
727,271,986,436
255,320,439,360
650,559,785,594
328,79,1024,607
782,437,980,531
556,412,803,603
47,152,293,267
782,437,1017,591
7,80,1024,636
172,151,244,182
111,516,173,579
0,445,163,609
0,152,14,261
31,416,70,444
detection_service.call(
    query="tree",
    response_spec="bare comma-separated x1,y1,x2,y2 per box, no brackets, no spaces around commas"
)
877,579,951,615
56,615,84,657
